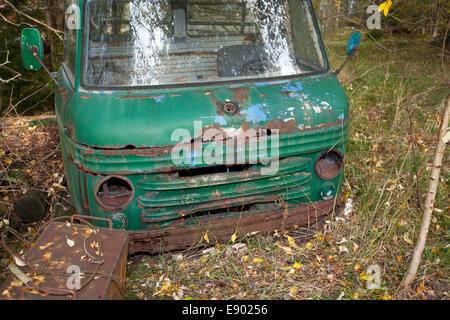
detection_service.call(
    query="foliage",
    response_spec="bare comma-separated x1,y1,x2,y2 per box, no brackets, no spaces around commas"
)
0,0,63,115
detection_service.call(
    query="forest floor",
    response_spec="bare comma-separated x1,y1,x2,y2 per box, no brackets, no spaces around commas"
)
0,30,448,300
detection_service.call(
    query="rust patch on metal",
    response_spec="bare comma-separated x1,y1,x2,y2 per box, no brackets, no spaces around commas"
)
117,95,164,100
0,221,128,300
80,148,95,156
98,145,173,159
95,175,135,212
231,86,250,102
58,86,71,104
265,119,297,134
129,199,336,254
65,120,75,139
314,149,344,180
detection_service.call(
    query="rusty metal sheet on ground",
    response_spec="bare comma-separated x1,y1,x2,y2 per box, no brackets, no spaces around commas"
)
0,221,128,300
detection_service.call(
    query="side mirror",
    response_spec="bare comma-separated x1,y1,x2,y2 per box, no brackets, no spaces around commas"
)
335,32,362,75
346,32,361,55
21,28,44,71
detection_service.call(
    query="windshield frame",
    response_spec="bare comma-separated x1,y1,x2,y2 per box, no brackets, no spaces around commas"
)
79,0,330,91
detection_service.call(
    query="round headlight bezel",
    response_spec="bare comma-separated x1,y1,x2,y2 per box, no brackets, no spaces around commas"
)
95,175,134,212
315,149,344,181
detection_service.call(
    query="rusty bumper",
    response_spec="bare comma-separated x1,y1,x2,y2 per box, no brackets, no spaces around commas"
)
129,198,336,254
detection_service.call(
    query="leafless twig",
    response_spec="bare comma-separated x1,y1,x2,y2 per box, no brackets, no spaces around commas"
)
1,0,63,40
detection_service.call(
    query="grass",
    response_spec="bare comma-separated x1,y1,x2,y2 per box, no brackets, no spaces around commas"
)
125,30,449,300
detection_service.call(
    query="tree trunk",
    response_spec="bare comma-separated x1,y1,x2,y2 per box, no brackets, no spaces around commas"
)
41,0,63,69
334,1,340,33
401,96,450,288
322,0,329,36
431,0,441,39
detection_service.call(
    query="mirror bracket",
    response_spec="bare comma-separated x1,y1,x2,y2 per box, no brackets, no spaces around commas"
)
26,45,59,85
334,47,359,75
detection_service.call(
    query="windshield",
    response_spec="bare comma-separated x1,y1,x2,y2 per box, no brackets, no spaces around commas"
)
83,0,327,87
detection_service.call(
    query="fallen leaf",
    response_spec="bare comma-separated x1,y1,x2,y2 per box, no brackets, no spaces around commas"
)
417,284,426,295
252,257,263,264
42,252,52,260
14,256,26,267
338,245,349,253
286,235,298,248
403,233,413,245
293,262,303,269
304,242,313,249
275,242,294,255
66,237,75,247
289,287,299,294
231,232,237,243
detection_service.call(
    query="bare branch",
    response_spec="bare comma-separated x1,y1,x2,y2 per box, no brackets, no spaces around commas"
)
0,40,21,84
0,0,63,40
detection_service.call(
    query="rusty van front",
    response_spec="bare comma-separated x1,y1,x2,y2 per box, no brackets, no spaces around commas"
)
21,0,360,253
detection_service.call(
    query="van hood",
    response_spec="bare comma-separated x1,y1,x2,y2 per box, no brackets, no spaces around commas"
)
57,74,348,148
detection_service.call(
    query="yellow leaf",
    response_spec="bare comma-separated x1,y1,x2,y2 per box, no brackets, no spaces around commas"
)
252,257,263,264
203,232,209,243
417,284,426,295
314,233,324,242
359,271,371,281
293,262,303,269
275,241,294,255
352,291,359,300
231,232,237,243
242,255,249,262
379,0,392,16
402,233,413,245
286,235,297,248
289,287,299,293
42,252,52,261
305,242,313,249
354,264,361,271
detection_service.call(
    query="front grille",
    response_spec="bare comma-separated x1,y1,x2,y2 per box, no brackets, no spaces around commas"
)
138,157,312,223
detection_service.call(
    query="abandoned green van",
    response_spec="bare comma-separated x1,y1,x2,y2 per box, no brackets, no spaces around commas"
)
21,0,360,253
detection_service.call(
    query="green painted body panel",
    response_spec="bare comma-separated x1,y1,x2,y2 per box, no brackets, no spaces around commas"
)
52,0,350,232
59,75,347,148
